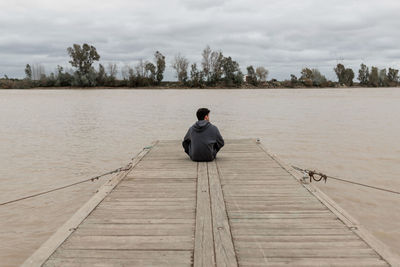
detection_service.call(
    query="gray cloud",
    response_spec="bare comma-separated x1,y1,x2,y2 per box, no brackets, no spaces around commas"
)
1,0,400,80
181,0,228,9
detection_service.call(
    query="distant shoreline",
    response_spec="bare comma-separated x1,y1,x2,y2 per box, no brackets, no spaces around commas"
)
2,85,399,90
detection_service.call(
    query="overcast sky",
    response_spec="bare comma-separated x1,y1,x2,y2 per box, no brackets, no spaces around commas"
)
1,0,400,80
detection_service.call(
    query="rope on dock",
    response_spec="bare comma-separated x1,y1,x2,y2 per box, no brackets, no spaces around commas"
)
0,165,131,206
292,165,400,195
0,145,155,207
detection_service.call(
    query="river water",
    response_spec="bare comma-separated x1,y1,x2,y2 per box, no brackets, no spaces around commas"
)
0,88,399,266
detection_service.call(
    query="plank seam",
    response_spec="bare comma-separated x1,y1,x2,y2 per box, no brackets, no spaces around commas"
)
194,162,216,267
61,248,194,251
215,159,239,266
207,162,217,266
216,164,270,262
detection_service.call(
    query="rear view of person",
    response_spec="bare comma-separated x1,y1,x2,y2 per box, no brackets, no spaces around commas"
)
182,108,224,162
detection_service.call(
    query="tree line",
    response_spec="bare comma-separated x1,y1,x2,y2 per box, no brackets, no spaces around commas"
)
21,44,166,88
1,43,399,89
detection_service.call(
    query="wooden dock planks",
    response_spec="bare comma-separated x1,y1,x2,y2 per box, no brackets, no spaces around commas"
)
217,140,391,267
23,139,395,266
43,142,197,267
194,162,215,267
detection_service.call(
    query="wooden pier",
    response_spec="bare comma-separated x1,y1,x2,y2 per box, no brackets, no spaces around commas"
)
23,139,397,266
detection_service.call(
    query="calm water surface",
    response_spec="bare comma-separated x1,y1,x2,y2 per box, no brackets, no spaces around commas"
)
0,88,399,266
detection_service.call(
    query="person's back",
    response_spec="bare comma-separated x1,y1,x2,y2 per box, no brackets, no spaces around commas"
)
182,108,224,162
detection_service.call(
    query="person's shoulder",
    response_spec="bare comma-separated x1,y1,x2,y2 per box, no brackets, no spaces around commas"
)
209,123,220,131
186,124,194,133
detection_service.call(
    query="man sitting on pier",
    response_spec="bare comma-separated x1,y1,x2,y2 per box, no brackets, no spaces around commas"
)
182,108,224,162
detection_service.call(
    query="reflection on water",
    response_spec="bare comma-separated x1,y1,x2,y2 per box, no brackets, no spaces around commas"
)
0,88,399,266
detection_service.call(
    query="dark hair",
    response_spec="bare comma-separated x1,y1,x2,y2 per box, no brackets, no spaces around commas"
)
196,108,210,120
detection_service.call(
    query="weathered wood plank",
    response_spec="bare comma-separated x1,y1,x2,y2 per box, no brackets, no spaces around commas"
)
46,249,193,267
235,241,369,249
229,212,337,219
44,258,191,267
51,249,192,260
230,223,345,229
193,162,215,267
233,235,361,242
84,218,194,224
75,223,194,236
236,247,379,258
62,235,194,250
100,201,195,207
208,161,238,267
226,205,327,211
94,206,195,212
231,228,354,236
238,258,388,267
103,197,195,203
230,218,343,224
90,211,195,219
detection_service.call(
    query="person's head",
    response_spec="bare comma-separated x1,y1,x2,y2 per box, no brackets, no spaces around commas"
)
196,108,210,121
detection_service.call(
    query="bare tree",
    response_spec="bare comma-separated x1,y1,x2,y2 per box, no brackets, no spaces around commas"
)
135,59,146,77
121,64,130,80
311,68,327,86
378,68,388,87
32,64,45,80
97,64,106,85
209,50,223,82
201,45,212,81
255,67,268,82
172,54,189,83
107,63,118,79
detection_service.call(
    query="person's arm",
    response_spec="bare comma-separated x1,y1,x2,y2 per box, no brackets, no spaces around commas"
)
182,128,191,154
214,127,224,152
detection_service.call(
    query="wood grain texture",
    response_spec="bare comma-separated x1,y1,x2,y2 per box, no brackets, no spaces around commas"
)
208,161,238,267
193,162,216,267
24,139,394,266
217,139,391,266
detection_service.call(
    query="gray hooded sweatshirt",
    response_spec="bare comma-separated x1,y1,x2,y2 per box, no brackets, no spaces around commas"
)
182,120,224,162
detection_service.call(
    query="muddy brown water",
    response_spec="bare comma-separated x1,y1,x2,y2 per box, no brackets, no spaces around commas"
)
0,88,399,266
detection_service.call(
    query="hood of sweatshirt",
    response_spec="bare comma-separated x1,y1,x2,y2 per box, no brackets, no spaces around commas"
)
193,120,210,132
